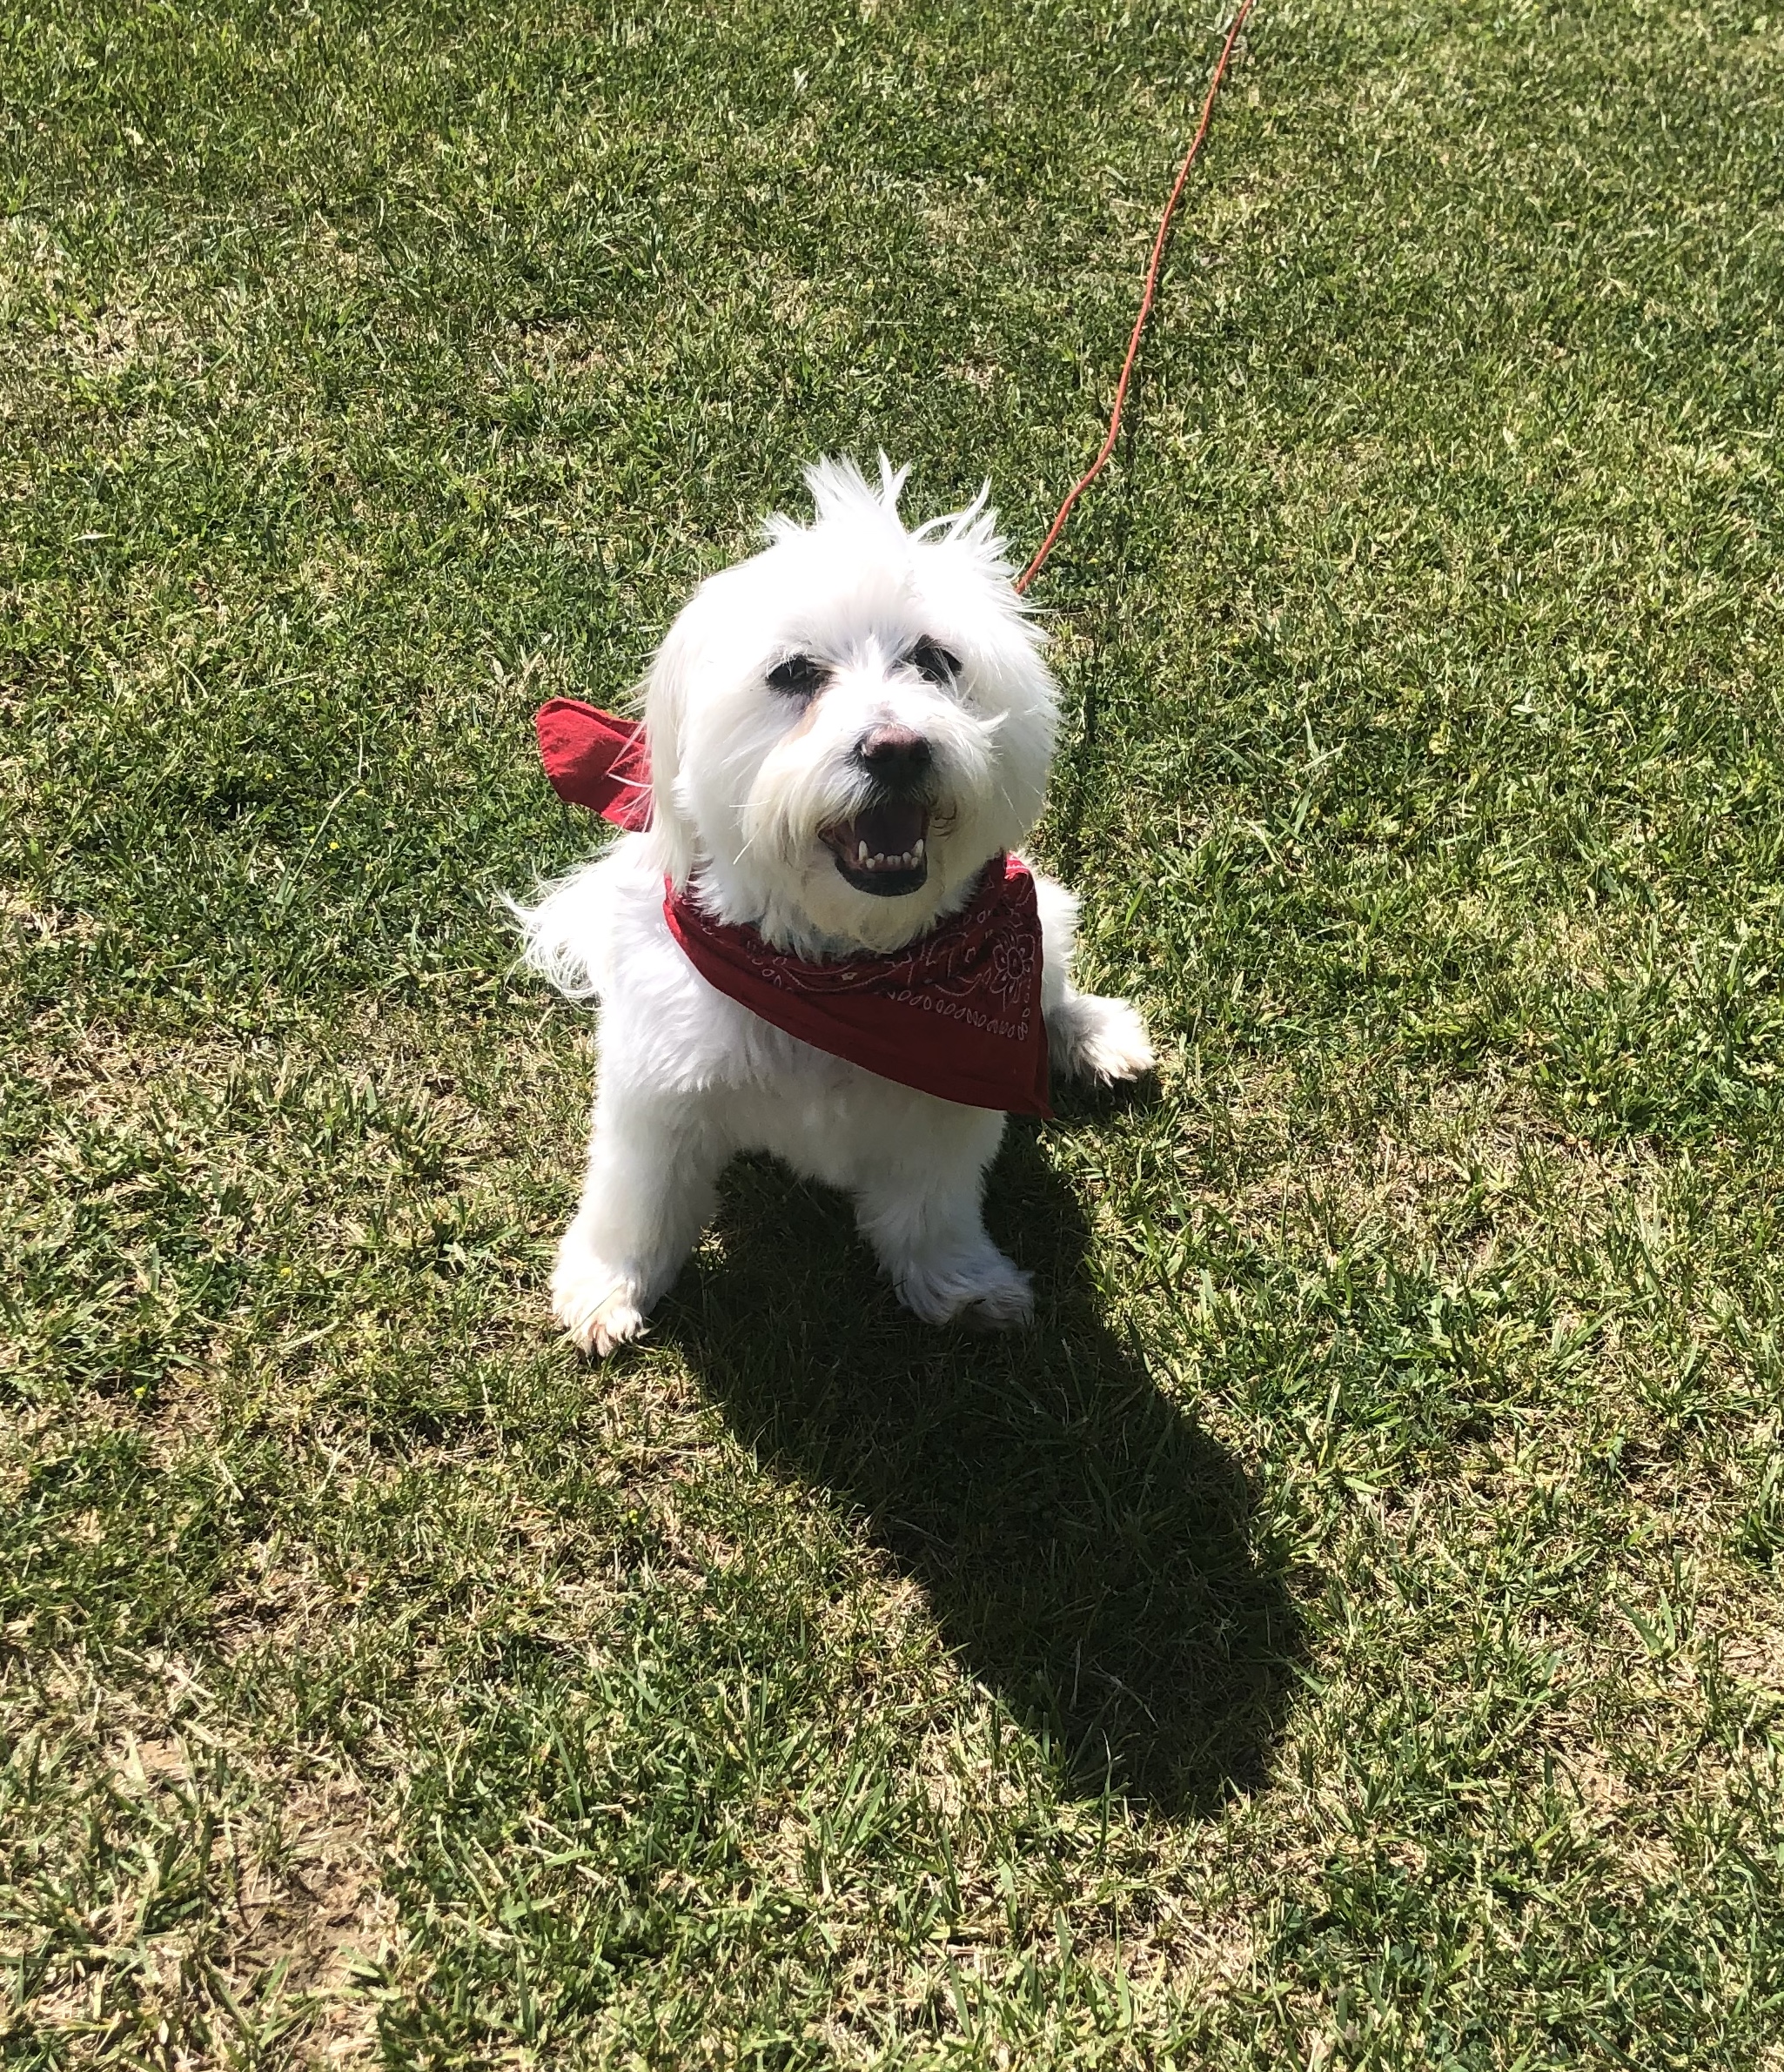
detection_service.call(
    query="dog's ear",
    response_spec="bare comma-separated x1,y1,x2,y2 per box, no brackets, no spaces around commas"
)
640,619,701,888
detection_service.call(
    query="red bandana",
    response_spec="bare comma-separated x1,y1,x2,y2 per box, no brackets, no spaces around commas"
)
535,698,1051,1116
536,695,655,831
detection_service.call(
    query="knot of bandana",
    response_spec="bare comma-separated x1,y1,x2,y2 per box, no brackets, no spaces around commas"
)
535,698,1050,1116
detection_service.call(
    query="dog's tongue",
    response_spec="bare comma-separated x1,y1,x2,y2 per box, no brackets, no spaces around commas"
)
833,799,926,862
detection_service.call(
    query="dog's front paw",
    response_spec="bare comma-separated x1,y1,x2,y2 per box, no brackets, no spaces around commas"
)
961,1264,1036,1332
551,1251,648,1359
1050,992,1155,1085
899,1249,1035,1332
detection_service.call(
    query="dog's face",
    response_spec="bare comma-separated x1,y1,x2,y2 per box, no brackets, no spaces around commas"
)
640,459,1057,955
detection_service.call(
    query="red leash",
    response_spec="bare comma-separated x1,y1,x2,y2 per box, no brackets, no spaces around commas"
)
1014,0,1256,594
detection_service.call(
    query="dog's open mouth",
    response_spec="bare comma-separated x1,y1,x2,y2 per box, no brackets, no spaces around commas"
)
822,801,930,896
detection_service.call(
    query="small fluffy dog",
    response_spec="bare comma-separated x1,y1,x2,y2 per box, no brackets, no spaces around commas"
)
520,458,1153,1356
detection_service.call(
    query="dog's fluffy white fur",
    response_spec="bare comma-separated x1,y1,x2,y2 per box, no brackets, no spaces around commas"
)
517,458,1153,1356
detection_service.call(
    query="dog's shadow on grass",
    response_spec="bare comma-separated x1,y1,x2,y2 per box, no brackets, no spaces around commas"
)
656,1124,1299,1817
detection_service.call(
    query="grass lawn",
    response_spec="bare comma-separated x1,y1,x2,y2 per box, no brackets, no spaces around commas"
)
6,0,1784,2062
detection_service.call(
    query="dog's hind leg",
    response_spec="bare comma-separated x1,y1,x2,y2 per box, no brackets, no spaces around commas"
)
1045,989,1155,1084
551,1085,725,1358
1031,866,1156,1085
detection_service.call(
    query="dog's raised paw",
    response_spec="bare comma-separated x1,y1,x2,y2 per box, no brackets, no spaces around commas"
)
1052,992,1155,1084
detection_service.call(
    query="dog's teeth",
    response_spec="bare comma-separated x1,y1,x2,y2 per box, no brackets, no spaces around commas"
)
873,852,885,866
913,837,924,859
857,841,869,864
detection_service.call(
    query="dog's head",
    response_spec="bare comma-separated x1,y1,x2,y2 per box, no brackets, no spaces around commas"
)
640,458,1056,955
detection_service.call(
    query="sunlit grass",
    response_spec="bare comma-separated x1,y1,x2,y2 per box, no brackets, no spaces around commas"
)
4,1,1784,2062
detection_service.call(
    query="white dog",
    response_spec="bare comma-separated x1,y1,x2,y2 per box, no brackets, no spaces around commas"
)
518,458,1153,1357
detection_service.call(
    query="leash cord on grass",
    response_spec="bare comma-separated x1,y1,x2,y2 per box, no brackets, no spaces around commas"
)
1014,0,1256,594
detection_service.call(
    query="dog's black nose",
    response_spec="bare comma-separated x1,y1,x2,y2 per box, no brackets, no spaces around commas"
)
855,725,932,789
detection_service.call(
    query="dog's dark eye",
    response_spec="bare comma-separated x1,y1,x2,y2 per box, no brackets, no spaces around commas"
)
908,638,961,684
767,654,828,697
